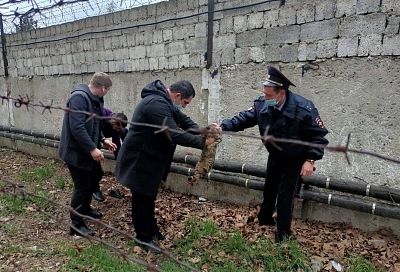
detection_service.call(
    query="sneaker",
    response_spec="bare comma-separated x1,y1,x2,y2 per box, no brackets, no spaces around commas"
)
69,225,95,236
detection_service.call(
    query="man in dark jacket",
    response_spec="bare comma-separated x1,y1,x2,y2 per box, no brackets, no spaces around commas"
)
59,72,116,236
220,66,329,243
115,80,211,251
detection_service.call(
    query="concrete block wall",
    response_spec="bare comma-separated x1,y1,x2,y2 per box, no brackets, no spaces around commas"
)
2,0,399,77
0,0,400,189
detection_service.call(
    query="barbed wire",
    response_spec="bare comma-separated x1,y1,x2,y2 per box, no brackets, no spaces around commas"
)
1,93,400,165
0,177,200,272
1,0,166,33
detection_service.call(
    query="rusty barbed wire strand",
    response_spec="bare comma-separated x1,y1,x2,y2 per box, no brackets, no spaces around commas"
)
0,177,200,272
1,93,400,165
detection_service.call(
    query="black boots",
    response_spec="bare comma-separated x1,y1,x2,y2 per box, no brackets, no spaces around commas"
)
69,225,95,236
92,191,105,202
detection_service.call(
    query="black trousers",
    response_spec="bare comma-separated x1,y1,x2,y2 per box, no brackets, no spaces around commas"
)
259,157,303,237
131,191,160,242
67,162,103,226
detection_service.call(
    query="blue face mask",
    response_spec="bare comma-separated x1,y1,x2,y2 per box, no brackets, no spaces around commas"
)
174,104,183,110
265,99,278,108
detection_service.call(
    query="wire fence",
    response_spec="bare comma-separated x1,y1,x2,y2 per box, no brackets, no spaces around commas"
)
0,0,166,33
1,93,400,165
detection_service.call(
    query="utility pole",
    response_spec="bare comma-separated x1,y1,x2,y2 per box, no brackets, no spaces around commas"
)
0,13,9,77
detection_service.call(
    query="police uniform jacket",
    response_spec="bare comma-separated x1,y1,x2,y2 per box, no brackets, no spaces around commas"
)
220,90,329,160
115,80,204,197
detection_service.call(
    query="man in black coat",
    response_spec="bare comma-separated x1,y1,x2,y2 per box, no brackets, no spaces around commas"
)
59,72,116,236
220,66,329,243
115,80,211,251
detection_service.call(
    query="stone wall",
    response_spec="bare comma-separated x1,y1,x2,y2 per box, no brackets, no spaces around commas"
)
0,0,399,188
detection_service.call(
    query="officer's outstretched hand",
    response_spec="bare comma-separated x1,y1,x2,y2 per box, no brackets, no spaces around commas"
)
300,161,314,176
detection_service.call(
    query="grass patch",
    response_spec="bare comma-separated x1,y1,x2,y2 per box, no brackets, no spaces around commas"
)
169,218,310,272
64,244,145,272
347,255,383,272
19,164,55,184
0,222,20,235
0,193,25,214
55,176,68,190
30,190,52,210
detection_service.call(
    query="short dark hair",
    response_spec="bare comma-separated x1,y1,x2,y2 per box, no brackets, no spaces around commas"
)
112,112,128,128
169,80,195,99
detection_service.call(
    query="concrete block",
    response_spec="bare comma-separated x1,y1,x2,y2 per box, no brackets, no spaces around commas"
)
278,5,297,26
163,29,173,42
264,9,279,28
176,10,199,26
146,44,165,58
166,41,186,56
340,14,386,37
248,12,264,29
249,47,264,63
298,42,317,61
34,66,44,75
113,48,129,60
126,34,136,47
32,57,42,67
264,43,299,62
316,0,336,21
382,35,400,55
336,0,356,18
300,19,339,42
189,53,202,67
104,38,112,50
337,37,359,57
316,39,337,58
358,34,383,56
381,0,400,13
213,51,222,67
220,49,235,65
214,34,236,50
267,25,300,44
158,57,168,70
185,37,207,53
153,30,163,43
129,46,146,59
168,55,179,69
234,47,250,64
195,22,207,38
135,31,153,46
178,54,190,68
149,57,159,70
297,4,315,24
173,25,195,40
233,15,248,33
356,0,381,14
237,29,267,47
139,58,150,71
384,16,400,35
220,17,234,34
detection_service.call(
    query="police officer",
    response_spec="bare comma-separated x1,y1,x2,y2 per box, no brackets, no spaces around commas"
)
220,66,329,242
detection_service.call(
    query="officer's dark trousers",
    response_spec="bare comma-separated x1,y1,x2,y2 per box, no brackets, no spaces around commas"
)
131,191,159,242
67,162,103,226
259,156,303,238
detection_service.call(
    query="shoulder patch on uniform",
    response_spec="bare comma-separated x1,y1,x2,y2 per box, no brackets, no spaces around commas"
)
315,115,325,128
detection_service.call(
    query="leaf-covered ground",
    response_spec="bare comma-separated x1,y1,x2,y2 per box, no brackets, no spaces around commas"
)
0,147,399,271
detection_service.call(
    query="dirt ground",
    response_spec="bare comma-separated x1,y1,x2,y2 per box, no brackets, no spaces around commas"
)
0,147,400,271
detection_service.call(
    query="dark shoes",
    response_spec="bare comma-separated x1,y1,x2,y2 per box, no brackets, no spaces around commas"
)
69,225,95,236
85,209,103,219
93,191,105,202
153,231,165,241
274,232,293,244
108,189,124,199
258,213,276,226
138,240,162,254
